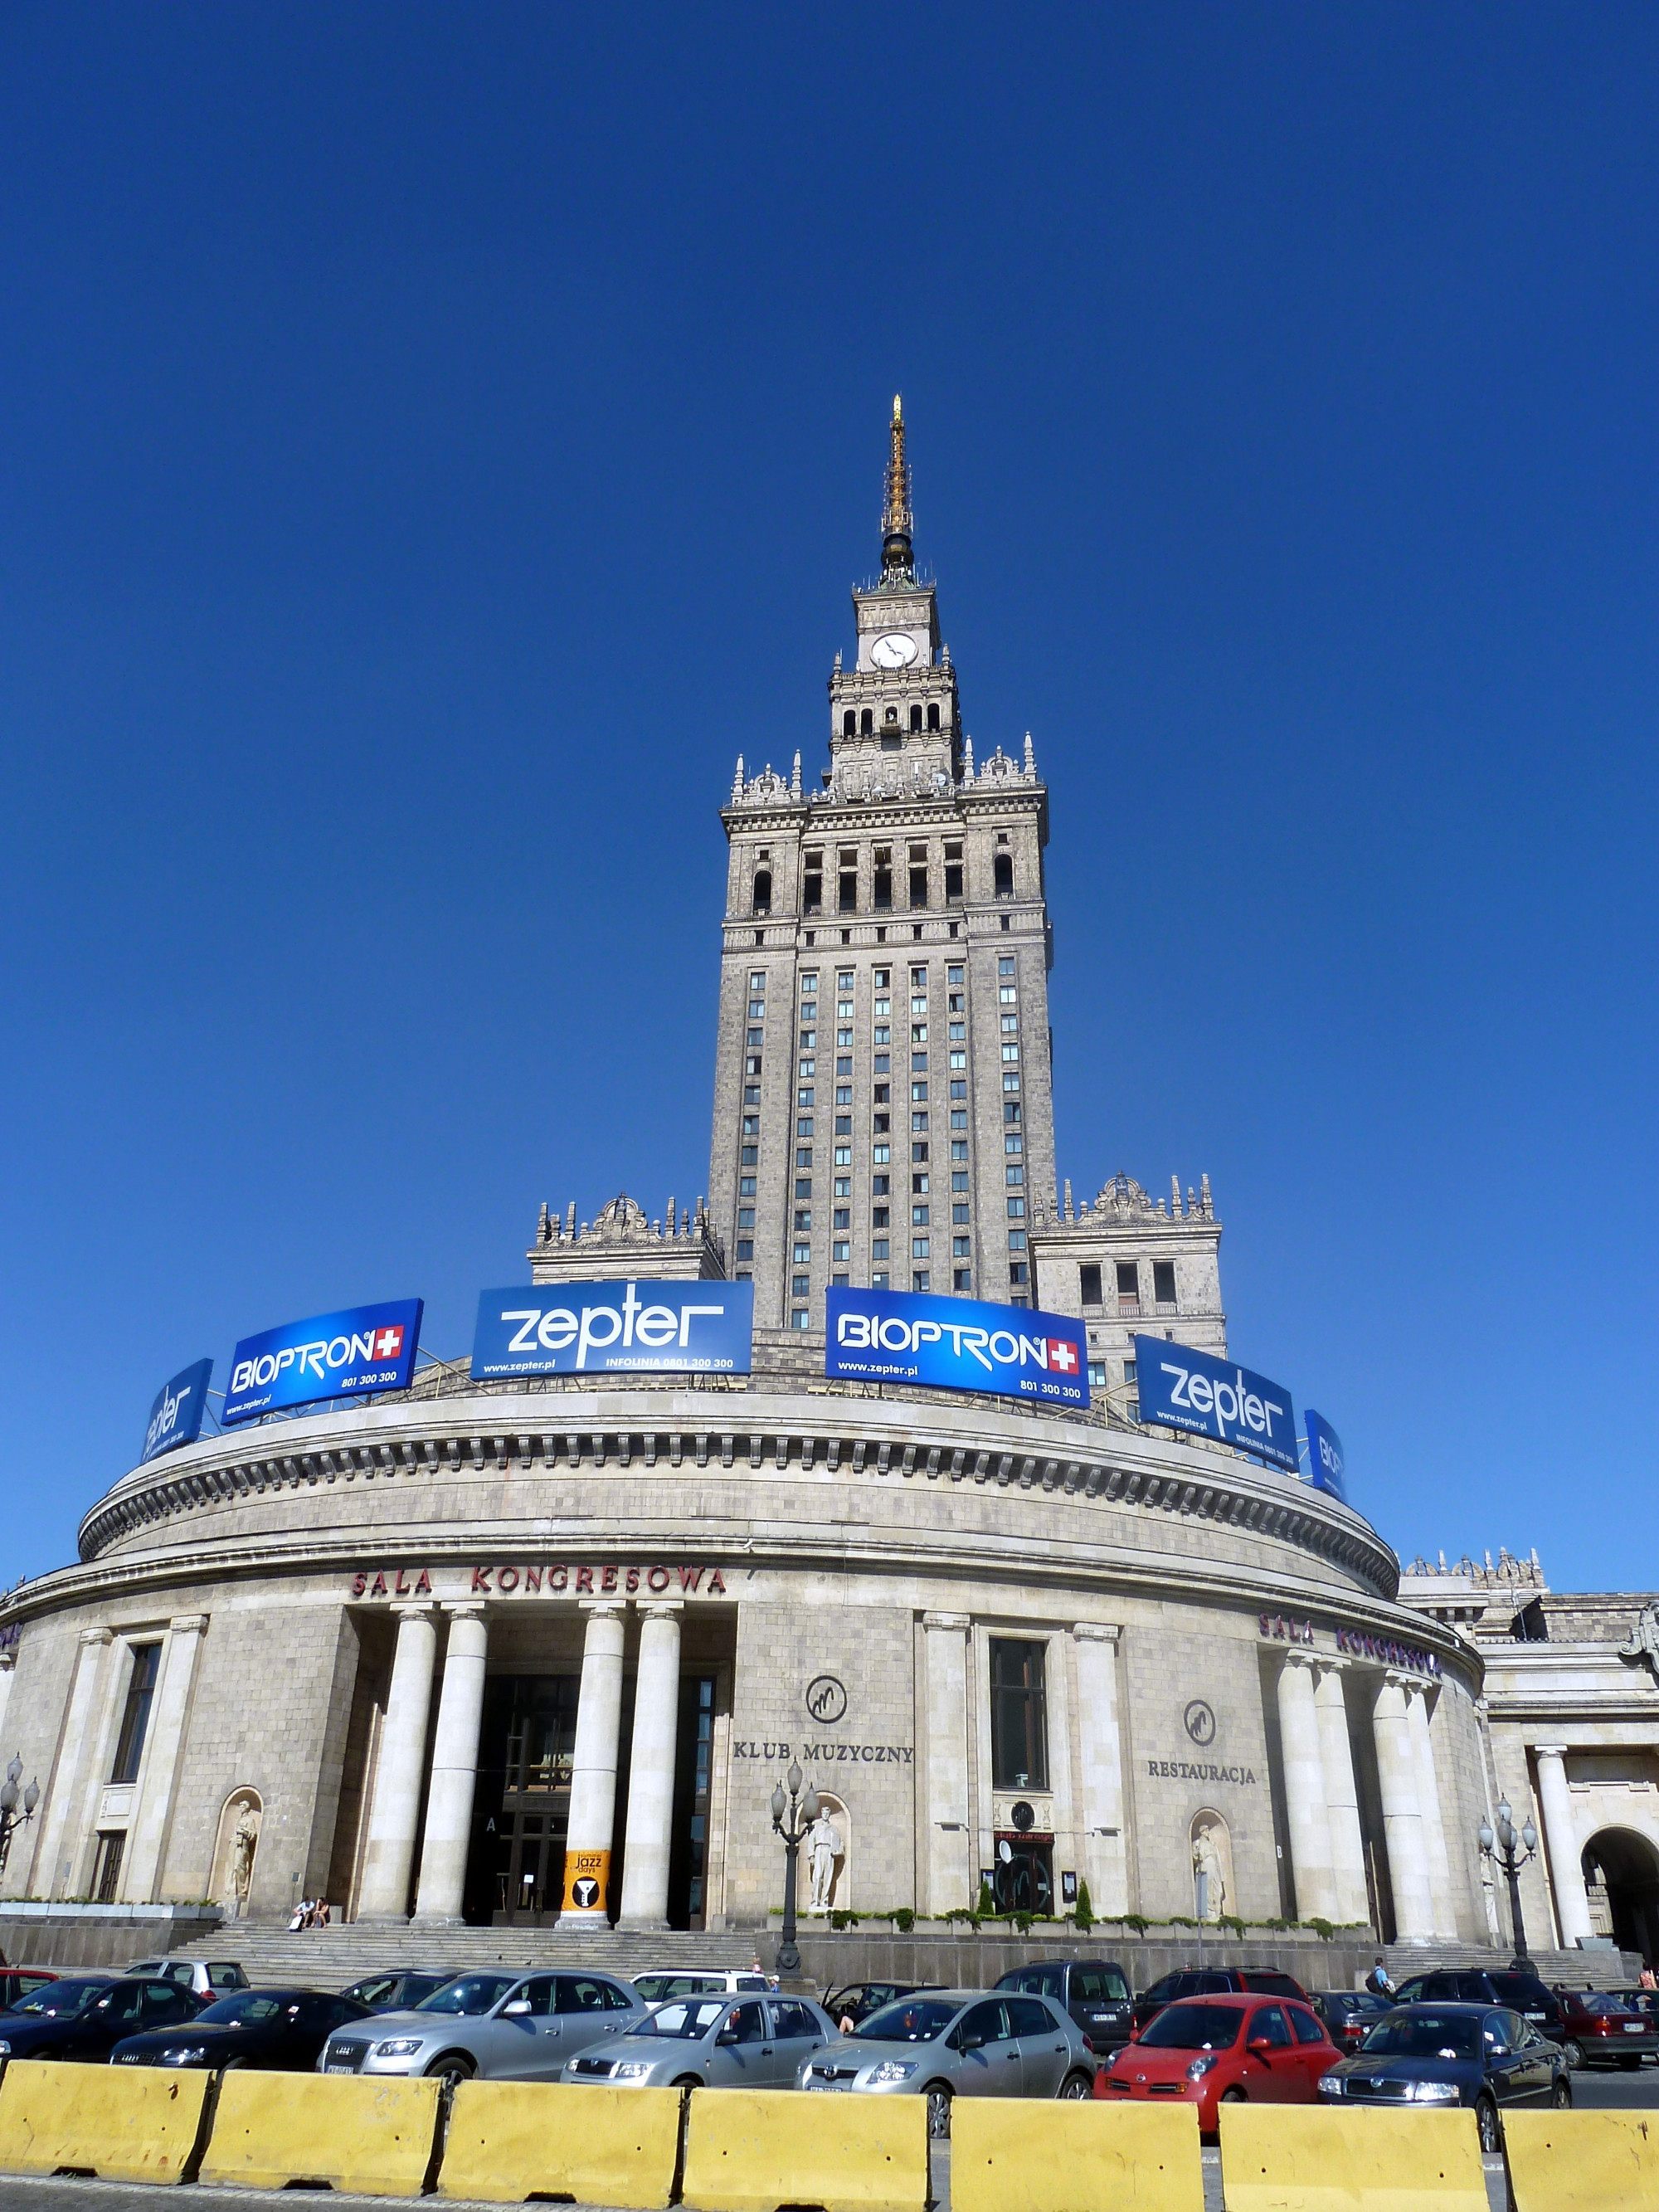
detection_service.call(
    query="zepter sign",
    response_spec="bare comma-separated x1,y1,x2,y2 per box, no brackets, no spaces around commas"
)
1131,1333,1297,1473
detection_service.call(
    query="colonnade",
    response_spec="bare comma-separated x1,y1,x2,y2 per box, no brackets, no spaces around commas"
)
357,1597,684,1927
1273,1655,1458,1941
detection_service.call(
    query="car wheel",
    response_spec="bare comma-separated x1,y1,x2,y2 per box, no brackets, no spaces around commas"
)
1552,2077,1572,2107
672,2075,702,2091
1475,2096,1501,2155
425,2053,475,2091
1219,2087,1246,2103
1058,2069,1092,2100
1562,2039,1584,2071
926,2083,952,2140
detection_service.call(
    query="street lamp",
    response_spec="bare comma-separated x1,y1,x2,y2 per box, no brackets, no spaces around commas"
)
769,1761,820,1979
1478,1796,1539,1965
0,1756,39,1878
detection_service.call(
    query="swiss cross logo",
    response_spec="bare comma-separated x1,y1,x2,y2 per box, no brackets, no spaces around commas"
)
373,1326,405,1359
1046,1337,1078,1374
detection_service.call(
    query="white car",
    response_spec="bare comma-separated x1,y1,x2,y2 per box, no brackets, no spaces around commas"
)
124,1958,247,1999
630,1969,771,2003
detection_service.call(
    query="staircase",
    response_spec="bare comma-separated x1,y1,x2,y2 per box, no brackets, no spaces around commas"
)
168,1924,768,1988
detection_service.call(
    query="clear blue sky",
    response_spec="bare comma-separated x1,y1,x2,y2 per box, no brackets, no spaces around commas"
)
2,4,1653,1591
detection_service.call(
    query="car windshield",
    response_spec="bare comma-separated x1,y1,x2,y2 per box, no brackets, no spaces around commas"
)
855,2000,959,2043
1362,2013,1481,2059
17,1981,105,2015
415,1975,520,2016
197,1995,284,2025
1137,2004,1243,2051
632,2000,727,2040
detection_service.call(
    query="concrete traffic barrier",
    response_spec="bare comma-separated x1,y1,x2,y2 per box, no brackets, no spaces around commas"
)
953,2095,1204,2212
437,2078,682,2208
1219,2103,1486,2210
1506,2109,1659,2212
0,2059,212,2185
198,2069,441,2195
680,2085,928,2212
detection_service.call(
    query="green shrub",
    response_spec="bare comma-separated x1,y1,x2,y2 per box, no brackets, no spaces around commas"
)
976,1878,996,1917
1073,1879,1094,1931
889,1907,915,1932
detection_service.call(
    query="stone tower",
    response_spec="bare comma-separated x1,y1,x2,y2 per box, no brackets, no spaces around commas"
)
708,400,1057,1329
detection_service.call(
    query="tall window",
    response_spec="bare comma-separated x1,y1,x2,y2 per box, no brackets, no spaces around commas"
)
990,1639,1048,1791
111,1644,162,1784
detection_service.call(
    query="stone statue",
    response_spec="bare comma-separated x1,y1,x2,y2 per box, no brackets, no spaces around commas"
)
1619,1601,1659,1680
1192,1827,1226,1922
231,1805,260,1909
806,1813,843,1912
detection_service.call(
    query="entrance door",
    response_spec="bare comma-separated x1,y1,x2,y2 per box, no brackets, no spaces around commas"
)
502,1813,566,1921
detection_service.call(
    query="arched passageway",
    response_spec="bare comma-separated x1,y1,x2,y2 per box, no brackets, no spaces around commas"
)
1583,1828,1659,1965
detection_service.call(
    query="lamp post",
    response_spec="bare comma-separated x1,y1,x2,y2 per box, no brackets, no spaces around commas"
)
0,1756,39,1878
770,1760,820,1980
1478,1796,1538,1966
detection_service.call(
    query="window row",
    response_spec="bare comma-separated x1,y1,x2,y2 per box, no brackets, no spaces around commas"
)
751,843,1016,917
840,701,943,737
1077,1258,1179,1312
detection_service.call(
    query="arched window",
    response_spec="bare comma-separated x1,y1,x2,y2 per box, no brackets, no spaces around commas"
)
927,702,941,730
843,709,856,738
995,854,1014,897
752,870,771,914
884,704,898,725
909,704,922,732
860,709,873,736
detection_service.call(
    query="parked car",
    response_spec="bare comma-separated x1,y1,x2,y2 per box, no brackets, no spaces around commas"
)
113,1987,372,2071
340,1971,458,2014
630,1969,771,2003
1100,1993,1339,2135
317,1970,647,2088
995,1960,1134,2053
1317,2004,1570,2151
824,1981,946,2029
124,1957,248,1999
566,1993,834,2089
1390,1968,1564,2039
0,1976,202,2062
1131,1967,1310,2034
0,1971,56,2011
1308,1990,1395,2054
1550,1988,1657,2069
797,1989,1097,2138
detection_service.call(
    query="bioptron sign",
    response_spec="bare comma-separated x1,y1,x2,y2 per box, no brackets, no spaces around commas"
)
222,1299,424,1425
825,1286,1087,1409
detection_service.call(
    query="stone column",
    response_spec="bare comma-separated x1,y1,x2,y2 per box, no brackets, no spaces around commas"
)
619,1602,684,1930
412,1607,489,1926
922,1613,972,1918
32,1628,111,1900
1073,1624,1129,1918
0,1651,17,1754
121,1615,209,1903
1372,1670,1434,1941
356,1605,439,1922
1534,1744,1592,1946
1314,1661,1370,1928
1277,1651,1338,1922
558,1602,626,1924
1406,1683,1458,1939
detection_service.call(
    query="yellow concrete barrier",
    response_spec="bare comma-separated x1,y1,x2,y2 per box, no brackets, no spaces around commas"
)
1219,2103,1486,2211
198,2069,441,2195
1506,2109,1659,2212
437,2078,682,2209
680,2086,928,2212
0,2059,212,2184
953,2095,1204,2212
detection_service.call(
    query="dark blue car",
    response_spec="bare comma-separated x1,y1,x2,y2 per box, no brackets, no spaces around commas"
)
1316,2003,1569,2151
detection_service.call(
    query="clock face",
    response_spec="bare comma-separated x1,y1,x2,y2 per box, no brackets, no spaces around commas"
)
871,631,918,669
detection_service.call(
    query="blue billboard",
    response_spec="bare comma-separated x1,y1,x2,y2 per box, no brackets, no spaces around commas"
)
1131,1334,1298,1473
825,1286,1088,1408
1303,1409,1349,1503
140,1358,212,1464
471,1279,754,1378
223,1298,423,1425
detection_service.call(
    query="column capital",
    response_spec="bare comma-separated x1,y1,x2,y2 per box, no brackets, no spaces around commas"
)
168,1615,209,1636
1280,1647,1318,1673
1073,1622,1121,1644
1534,1742,1570,1761
639,1600,684,1620
922,1611,971,1632
0,1649,15,1674
441,1602,487,1622
579,1600,626,1620
391,1602,438,1624
79,1627,114,1649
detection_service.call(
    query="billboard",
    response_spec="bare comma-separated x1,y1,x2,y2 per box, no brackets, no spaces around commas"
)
140,1358,212,1464
1303,1409,1349,1503
223,1298,423,1425
825,1286,1088,1409
1132,1334,1297,1473
470,1279,754,1379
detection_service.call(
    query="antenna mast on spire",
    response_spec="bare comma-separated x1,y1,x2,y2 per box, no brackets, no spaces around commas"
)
881,394,914,580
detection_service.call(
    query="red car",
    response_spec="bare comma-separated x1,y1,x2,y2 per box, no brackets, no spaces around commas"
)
1555,1988,1659,2069
1097,1992,1340,2133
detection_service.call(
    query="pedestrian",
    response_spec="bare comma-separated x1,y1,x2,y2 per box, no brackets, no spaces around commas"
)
288,1898,306,1932
1642,1965,1656,1991
1365,1955,1395,1998
315,1898,331,1928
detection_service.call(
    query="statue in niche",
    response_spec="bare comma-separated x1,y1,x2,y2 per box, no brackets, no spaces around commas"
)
807,1812,844,1912
1192,1824,1227,1922
231,1806,260,1907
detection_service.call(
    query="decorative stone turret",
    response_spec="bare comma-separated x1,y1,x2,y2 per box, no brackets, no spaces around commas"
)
529,1192,726,1285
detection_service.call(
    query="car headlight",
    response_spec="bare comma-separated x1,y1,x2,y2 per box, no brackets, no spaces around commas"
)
867,2060,917,2084
0,2042,12,2058
1404,2080,1459,2103
611,2062,652,2081
162,2047,207,2065
1185,2054,1220,2081
373,2039,425,2059
1317,2074,1345,2097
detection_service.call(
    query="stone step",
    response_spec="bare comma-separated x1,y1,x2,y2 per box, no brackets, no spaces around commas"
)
172,1924,768,1988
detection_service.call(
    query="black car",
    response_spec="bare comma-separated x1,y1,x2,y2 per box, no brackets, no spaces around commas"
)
112,1987,372,2070
1391,1967,1564,2039
0,1970,57,2011
995,1960,1135,2052
0,1975,201,2061
1131,1966,1309,2034
1317,2002,1570,2151
823,1981,945,2029
340,1972,456,2015
1309,1988,1395,2054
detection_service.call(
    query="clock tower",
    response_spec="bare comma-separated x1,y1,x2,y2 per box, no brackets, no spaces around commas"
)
708,400,1056,1332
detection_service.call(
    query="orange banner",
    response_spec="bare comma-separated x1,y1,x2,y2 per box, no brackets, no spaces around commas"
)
562,1848,611,1913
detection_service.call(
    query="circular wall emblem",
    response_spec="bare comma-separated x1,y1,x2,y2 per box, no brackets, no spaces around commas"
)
1010,1800,1036,1833
1184,1699,1218,1747
805,1674,848,1725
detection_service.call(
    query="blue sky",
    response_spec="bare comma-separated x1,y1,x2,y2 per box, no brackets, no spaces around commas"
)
1,4,1653,1590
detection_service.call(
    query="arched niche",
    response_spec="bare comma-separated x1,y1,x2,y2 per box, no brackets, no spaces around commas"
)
806,1790,851,1914
1190,1809,1234,1923
1584,1825,1659,1964
210,1787,264,1919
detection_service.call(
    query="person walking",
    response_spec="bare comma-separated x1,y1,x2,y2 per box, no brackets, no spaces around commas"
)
1365,1956,1395,1998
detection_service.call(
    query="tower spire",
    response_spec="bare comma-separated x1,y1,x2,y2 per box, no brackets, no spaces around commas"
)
881,393,913,580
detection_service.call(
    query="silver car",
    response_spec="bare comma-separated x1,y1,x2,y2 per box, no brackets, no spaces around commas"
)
317,1969,646,2088
564,1992,834,2089
797,1989,1097,2137
630,1970,771,2003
